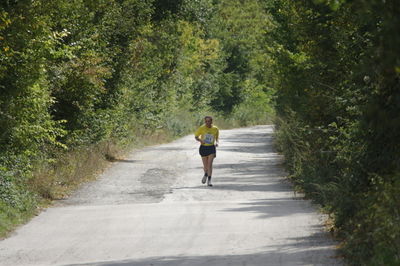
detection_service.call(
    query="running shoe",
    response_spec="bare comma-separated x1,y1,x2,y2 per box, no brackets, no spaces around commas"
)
207,176,213,187
202,173,207,184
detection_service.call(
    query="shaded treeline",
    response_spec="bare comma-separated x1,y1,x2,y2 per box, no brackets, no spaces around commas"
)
2,0,399,264
0,0,274,235
269,0,400,264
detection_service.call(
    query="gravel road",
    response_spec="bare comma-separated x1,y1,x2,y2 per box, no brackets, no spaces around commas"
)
0,125,342,265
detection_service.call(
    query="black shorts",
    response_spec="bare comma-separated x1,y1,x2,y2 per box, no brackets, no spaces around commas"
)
199,145,216,157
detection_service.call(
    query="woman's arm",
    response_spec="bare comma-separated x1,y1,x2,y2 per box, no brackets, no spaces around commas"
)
195,136,205,145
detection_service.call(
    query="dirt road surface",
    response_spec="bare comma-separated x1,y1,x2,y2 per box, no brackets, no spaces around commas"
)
0,125,342,265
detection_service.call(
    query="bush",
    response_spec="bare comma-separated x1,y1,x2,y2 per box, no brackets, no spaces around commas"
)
270,0,400,264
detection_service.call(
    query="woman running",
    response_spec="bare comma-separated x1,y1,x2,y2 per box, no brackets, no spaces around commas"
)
194,116,219,186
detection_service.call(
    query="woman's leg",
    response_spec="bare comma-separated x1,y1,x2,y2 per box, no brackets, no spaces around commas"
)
206,154,215,186
201,156,208,174
201,156,209,184
207,154,215,177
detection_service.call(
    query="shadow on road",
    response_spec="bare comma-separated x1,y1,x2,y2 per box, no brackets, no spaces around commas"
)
220,198,315,219
64,233,341,266
219,131,275,154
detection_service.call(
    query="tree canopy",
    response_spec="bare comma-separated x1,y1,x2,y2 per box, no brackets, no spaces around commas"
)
1,0,399,264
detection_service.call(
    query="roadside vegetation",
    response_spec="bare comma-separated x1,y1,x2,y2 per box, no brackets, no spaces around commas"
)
269,0,400,265
1,0,399,265
0,0,274,238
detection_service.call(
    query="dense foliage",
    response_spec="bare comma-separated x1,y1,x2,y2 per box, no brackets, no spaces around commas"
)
269,0,400,264
2,0,398,264
0,0,274,236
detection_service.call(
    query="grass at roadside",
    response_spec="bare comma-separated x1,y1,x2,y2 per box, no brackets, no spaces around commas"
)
0,202,36,240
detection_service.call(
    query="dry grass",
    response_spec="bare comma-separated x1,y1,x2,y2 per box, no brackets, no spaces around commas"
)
29,128,175,202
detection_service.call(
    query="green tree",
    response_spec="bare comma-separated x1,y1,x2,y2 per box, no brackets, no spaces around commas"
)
269,0,400,264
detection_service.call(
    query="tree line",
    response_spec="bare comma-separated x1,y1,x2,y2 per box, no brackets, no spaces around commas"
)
270,0,400,264
0,0,273,237
1,0,399,264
